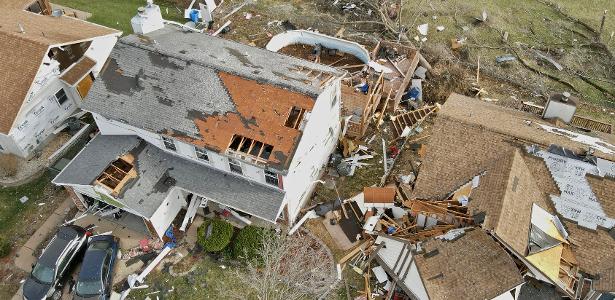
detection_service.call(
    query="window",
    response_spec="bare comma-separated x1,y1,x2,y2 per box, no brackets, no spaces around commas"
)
229,159,242,174
195,147,209,161
0,143,4,151
264,170,279,186
162,136,176,151
284,106,306,129
55,89,68,106
228,135,273,160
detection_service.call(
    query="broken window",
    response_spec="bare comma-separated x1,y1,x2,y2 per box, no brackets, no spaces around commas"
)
228,135,273,160
229,158,242,175
265,170,279,186
55,89,68,106
195,147,209,161
96,156,135,193
284,106,306,129
162,136,176,151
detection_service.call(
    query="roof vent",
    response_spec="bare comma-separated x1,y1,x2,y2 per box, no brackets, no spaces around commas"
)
562,91,571,102
51,9,63,17
137,6,146,15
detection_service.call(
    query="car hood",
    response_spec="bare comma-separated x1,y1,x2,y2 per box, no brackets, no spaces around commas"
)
22,277,52,300
73,294,104,300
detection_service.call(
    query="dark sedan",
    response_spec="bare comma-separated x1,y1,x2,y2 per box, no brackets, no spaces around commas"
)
73,235,119,300
23,225,88,300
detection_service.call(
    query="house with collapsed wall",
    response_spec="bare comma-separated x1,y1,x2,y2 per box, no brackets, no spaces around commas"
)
375,228,525,300
413,93,615,299
53,4,345,239
0,0,120,158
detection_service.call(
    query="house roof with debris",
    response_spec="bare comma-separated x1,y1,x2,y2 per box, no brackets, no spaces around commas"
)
82,27,343,170
416,229,524,300
380,229,523,300
0,4,119,134
53,135,285,221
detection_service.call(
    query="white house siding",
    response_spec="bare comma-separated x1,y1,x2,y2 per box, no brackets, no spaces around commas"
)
0,133,26,157
83,35,120,76
149,187,186,238
281,79,342,222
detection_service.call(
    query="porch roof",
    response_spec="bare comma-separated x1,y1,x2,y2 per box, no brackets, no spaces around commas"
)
53,134,285,222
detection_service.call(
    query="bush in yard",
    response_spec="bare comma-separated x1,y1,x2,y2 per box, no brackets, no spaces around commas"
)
197,218,234,252
0,238,11,257
232,226,265,260
0,154,18,177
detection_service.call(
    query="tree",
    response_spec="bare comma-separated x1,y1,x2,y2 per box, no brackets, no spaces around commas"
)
197,218,234,252
222,230,337,300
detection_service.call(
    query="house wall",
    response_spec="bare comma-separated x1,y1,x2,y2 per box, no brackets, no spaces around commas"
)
83,34,120,77
9,71,80,157
281,79,342,223
149,187,186,238
4,35,118,158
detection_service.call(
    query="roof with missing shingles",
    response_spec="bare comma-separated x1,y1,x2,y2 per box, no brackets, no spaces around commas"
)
53,135,285,221
82,27,343,170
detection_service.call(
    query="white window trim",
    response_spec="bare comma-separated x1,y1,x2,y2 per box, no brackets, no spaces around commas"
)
264,170,279,186
195,146,209,162
162,136,177,151
228,158,243,174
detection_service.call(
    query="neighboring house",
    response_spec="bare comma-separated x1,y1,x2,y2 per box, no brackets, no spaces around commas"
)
413,93,615,299
0,0,121,158
53,7,345,239
375,228,525,300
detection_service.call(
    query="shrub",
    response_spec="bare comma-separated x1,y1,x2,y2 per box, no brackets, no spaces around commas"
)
0,154,19,177
197,219,234,252
232,226,265,260
0,238,11,258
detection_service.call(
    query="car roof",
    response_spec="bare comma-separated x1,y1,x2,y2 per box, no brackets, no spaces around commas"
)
38,226,84,267
78,242,111,280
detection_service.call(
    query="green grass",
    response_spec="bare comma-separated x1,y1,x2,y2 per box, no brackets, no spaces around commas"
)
0,172,51,235
53,0,185,34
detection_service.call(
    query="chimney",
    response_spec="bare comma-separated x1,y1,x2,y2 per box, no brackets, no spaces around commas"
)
131,0,164,35
542,92,577,124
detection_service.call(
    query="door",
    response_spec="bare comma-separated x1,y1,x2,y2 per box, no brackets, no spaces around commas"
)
76,73,95,99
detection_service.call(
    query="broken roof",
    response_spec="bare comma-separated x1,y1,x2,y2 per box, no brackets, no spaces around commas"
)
0,3,119,134
82,26,343,170
375,229,523,300
413,93,615,285
53,135,285,221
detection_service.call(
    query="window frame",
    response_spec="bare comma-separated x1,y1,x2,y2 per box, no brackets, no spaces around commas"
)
162,136,177,151
195,147,209,162
54,88,69,106
264,170,279,186
228,158,243,175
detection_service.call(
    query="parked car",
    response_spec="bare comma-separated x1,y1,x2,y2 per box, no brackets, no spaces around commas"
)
23,225,89,300
73,235,119,300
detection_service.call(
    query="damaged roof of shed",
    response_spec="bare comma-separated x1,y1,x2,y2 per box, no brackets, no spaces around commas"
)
53,135,285,221
0,4,119,134
83,26,343,170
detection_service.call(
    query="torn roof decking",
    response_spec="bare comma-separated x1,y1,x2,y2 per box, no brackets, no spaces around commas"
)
0,4,119,134
83,27,343,170
53,135,285,221
375,230,524,300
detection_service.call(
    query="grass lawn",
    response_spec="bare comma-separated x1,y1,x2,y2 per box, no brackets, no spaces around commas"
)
0,173,51,237
53,0,185,34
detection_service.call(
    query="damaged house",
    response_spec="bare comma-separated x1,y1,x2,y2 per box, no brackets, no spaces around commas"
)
53,7,345,239
0,0,120,158
413,93,615,299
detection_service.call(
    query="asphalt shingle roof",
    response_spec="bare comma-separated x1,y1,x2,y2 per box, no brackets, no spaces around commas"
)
54,135,285,221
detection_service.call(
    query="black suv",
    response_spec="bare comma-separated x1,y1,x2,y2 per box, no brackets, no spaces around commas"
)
23,225,88,300
73,235,119,300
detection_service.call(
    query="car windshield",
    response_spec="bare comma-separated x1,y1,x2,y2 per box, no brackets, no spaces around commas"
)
75,280,102,296
31,263,54,284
